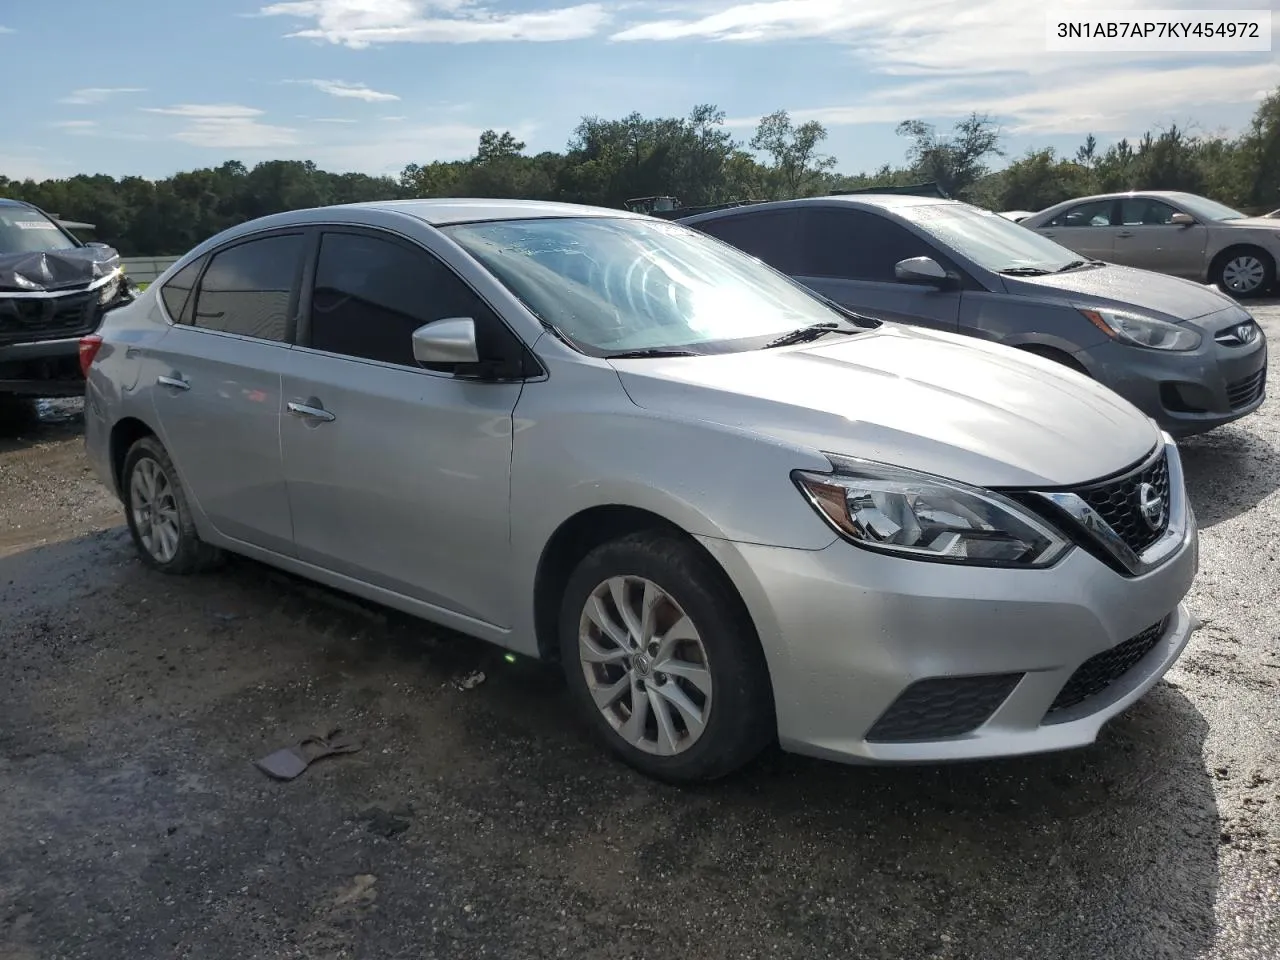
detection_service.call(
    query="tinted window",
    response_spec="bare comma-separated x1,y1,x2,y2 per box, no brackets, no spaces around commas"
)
796,208,935,281
160,255,205,323
192,234,303,341
690,211,802,274
308,232,500,367
1049,199,1114,228
1119,198,1179,226
0,205,78,255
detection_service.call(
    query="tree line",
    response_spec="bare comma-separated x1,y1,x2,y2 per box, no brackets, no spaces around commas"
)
3,89,1278,257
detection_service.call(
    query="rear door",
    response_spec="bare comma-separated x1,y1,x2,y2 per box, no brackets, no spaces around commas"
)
1112,196,1208,277
149,230,306,555
279,227,525,627
790,207,962,332
1033,199,1117,260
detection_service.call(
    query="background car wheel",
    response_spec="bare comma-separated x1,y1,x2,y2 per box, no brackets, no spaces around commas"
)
1017,344,1091,377
122,436,223,574
1212,246,1275,299
558,530,774,782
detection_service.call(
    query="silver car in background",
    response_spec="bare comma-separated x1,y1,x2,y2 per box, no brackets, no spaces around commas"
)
1020,191,1280,298
681,195,1267,438
83,199,1198,781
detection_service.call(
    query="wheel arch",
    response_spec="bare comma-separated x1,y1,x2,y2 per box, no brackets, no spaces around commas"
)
109,416,158,497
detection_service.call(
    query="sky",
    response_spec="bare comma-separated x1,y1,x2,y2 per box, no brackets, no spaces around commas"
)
1,0,1277,183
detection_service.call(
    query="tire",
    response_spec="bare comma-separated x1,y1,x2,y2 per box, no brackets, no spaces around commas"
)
558,531,774,782
121,436,223,574
1211,246,1275,299
1018,344,1090,377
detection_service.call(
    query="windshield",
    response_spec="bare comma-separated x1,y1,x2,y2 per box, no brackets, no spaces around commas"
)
0,206,79,256
443,216,851,355
1170,193,1246,222
896,202,1082,274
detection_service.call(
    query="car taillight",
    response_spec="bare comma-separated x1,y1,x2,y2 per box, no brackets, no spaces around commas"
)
78,334,104,377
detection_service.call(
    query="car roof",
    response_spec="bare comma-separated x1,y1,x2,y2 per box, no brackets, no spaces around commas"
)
329,197,646,226
678,194,958,224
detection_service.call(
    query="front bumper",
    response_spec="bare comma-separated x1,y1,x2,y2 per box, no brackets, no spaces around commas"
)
1076,309,1267,438
0,337,86,397
697,452,1200,764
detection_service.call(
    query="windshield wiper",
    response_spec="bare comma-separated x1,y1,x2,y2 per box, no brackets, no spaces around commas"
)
605,348,701,359
1055,259,1105,273
998,266,1053,276
764,322,861,349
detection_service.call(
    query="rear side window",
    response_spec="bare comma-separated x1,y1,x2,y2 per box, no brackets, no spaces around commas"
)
1048,199,1114,228
190,234,304,342
794,208,935,282
159,255,205,324
691,211,802,274
307,231,505,368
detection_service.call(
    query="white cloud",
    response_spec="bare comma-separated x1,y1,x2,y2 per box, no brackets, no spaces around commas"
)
306,119,538,173
622,0,1277,136
59,87,146,105
51,120,100,134
0,25,14,34
313,117,360,123
143,104,301,149
382,115,408,121
258,0,609,47
288,78,401,102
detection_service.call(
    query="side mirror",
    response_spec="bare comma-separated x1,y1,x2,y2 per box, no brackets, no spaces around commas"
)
412,317,479,366
1169,212,1196,226
894,256,951,286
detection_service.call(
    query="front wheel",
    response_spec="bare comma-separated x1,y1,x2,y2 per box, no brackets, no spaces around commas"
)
122,436,223,574
558,531,774,782
1212,247,1275,299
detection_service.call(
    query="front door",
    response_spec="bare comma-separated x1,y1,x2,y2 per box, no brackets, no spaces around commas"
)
279,228,523,628
1111,197,1208,278
149,231,307,555
791,207,962,332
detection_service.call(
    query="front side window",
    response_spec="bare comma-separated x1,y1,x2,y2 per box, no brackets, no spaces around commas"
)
191,234,303,342
0,206,79,255
899,203,1084,274
1168,193,1245,222
307,231,505,367
1119,198,1180,226
443,216,851,356
1048,199,1114,228
794,208,936,281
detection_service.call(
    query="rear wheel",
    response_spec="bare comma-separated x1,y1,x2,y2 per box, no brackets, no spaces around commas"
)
1212,246,1274,299
558,531,773,782
122,436,222,574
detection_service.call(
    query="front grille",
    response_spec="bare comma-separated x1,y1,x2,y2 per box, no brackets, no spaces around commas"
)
866,673,1022,742
1043,618,1168,720
1073,449,1170,554
1226,366,1266,409
0,291,100,346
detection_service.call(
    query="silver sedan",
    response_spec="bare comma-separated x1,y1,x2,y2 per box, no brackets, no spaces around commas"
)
1020,191,1280,298
82,199,1198,781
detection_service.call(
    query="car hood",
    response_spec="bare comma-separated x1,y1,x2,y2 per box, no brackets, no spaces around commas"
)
612,325,1160,489
1003,263,1234,322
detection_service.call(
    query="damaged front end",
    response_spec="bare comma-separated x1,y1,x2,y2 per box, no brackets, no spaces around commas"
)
0,203,139,396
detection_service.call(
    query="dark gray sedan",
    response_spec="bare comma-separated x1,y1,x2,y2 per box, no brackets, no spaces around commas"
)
680,196,1268,438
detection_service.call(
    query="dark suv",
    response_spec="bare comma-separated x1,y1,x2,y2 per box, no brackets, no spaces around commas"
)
0,198,135,401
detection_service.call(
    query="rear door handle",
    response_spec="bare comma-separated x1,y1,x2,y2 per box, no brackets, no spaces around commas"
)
1116,231,1134,239
157,375,190,390
287,401,336,423
1042,231,1056,238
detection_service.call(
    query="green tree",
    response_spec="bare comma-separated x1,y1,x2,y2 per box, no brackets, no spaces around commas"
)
749,110,837,199
896,113,1003,199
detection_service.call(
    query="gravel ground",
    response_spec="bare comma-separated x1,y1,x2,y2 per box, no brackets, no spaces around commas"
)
1,308,1278,960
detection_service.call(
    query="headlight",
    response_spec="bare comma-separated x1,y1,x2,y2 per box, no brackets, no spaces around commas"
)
793,456,1070,568
1079,308,1201,351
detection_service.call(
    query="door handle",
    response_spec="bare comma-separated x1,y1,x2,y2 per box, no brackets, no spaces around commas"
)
287,401,336,423
1116,231,1134,239
1042,232,1056,238
157,375,190,390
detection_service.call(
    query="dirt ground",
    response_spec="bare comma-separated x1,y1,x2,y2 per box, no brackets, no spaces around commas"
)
2,309,1278,960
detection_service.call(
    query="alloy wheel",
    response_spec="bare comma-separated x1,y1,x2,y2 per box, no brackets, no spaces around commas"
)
578,575,713,756
130,456,181,564
1221,254,1266,294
